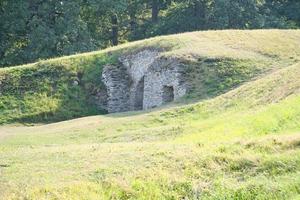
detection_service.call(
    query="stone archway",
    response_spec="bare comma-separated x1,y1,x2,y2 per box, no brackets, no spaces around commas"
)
134,76,145,110
102,50,187,113
162,85,174,103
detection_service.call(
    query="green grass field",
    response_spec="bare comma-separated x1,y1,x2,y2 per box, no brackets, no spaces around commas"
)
0,30,300,199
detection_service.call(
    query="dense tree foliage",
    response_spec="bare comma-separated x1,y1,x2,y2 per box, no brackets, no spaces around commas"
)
0,0,299,67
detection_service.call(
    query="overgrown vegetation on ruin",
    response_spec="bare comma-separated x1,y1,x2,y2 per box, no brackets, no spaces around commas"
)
1,30,299,124
0,30,300,199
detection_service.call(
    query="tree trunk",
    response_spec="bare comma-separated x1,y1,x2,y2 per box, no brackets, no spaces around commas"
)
129,12,137,40
193,0,206,29
129,12,137,33
151,0,159,23
111,14,118,46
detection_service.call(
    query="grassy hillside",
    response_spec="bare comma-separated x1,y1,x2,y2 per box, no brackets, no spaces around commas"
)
1,29,300,199
0,29,299,124
0,62,300,199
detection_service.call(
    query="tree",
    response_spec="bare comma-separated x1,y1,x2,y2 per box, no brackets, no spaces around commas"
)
208,0,264,29
0,0,29,67
263,0,300,28
147,0,209,35
0,0,95,67
111,13,119,45
152,0,159,23
1,0,299,67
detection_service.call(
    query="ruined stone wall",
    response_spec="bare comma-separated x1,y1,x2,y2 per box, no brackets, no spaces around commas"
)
143,57,187,109
101,49,188,113
120,49,160,111
102,64,131,113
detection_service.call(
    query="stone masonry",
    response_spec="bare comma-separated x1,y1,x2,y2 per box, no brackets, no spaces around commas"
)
143,57,187,109
101,49,188,113
102,64,131,113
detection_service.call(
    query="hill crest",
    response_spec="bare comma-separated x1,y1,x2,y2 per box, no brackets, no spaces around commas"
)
0,29,299,124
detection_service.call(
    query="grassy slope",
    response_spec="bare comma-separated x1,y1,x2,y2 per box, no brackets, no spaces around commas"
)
0,30,300,199
0,56,300,199
0,30,299,124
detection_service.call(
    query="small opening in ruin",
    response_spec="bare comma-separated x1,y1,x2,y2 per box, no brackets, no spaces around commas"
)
162,86,174,103
134,76,145,110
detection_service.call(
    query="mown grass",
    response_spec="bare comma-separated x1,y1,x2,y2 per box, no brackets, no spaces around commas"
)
0,29,299,124
1,58,300,199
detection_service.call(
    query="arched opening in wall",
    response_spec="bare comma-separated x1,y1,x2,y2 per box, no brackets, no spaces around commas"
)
162,86,174,103
97,85,109,113
134,76,145,110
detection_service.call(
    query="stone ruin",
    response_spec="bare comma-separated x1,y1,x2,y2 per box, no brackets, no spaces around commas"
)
101,49,187,113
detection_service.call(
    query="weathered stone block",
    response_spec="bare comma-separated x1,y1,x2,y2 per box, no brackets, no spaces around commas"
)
101,49,188,113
